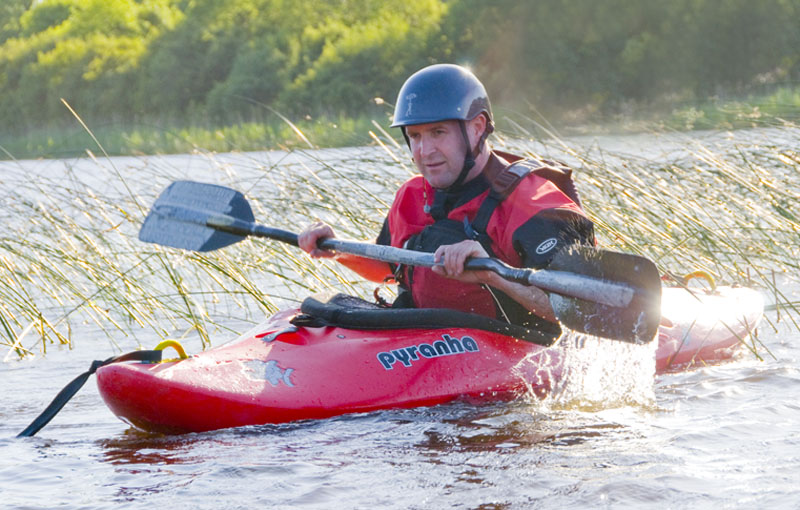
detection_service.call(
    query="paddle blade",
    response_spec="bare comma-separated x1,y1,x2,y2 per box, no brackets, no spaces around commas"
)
547,246,662,344
139,181,254,252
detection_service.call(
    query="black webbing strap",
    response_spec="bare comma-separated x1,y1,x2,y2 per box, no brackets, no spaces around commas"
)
17,349,162,438
468,192,502,240
295,293,561,346
467,161,535,248
450,120,476,190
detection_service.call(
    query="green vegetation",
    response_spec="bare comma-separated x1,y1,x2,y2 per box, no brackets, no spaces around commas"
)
0,114,385,159
2,0,800,158
662,87,800,131
1,1,799,360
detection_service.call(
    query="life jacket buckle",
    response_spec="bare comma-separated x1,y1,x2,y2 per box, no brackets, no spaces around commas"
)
463,216,479,240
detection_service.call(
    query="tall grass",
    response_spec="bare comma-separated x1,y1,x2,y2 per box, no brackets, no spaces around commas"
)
0,117,798,360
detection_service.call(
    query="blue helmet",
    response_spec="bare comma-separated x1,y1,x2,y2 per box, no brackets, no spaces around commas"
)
391,64,493,128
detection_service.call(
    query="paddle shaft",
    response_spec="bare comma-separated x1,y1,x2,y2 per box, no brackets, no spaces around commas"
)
204,211,634,308
141,181,661,344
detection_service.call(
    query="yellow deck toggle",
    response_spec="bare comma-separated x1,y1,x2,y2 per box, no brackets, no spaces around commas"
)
681,270,717,292
153,339,189,360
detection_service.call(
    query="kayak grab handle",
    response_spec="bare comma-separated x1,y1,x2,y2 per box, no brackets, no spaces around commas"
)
682,271,716,292
154,340,189,360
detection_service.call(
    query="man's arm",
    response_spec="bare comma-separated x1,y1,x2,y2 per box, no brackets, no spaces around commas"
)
334,253,394,283
482,272,557,323
297,221,392,283
432,209,595,322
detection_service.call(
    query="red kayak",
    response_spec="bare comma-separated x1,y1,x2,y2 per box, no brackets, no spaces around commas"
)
96,285,763,434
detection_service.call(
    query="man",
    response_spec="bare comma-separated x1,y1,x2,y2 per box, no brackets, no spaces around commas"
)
299,64,594,329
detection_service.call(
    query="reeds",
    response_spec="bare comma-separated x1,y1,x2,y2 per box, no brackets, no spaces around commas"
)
1,118,798,360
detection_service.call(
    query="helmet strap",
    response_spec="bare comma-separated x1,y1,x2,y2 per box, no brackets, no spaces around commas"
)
477,114,495,154
400,126,411,149
448,120,477,190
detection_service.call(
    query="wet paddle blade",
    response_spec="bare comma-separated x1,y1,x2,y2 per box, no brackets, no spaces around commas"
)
547,245,662,344
139,181,254,252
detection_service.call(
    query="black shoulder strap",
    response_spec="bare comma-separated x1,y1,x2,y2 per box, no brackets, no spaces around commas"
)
470,159,535,236
489,160,534,199
470,158,583,239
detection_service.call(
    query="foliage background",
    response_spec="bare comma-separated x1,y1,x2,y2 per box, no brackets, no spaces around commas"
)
1,0,799,146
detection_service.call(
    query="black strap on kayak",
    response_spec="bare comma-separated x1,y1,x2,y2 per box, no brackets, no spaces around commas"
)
294,293,561,346
17,349,162,438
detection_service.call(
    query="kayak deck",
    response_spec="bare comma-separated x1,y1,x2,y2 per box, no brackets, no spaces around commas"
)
97,286,763,433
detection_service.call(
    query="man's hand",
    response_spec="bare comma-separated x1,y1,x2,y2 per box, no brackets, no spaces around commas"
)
297,221,337,258
432,239,556,322
431,240,495,284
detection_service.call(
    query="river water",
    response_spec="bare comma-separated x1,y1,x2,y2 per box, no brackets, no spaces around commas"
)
2,128,800,509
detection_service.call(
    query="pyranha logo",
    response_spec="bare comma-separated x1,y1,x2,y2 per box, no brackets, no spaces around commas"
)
535,237,558,255
376,334,480,370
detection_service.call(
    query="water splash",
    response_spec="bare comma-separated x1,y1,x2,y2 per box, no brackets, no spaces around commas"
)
534,331,657,411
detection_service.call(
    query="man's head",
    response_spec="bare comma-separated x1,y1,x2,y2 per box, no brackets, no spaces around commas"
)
392,64,494,189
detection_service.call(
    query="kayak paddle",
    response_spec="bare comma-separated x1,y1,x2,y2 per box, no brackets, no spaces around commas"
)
139,180,662,344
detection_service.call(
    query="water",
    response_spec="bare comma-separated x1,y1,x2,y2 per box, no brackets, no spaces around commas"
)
2,129,800,509
2,317,798,509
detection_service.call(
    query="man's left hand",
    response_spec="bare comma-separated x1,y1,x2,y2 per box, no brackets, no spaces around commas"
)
431,240,495,285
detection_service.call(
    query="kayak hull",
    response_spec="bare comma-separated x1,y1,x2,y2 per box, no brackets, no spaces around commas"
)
97,286,762,433
98,313,561,433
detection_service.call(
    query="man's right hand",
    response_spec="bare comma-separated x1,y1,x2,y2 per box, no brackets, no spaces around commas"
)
297,221,337,258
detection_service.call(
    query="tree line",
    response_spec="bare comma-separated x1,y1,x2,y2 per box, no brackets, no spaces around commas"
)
1,0,799,134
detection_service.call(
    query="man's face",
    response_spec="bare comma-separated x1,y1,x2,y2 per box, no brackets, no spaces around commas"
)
405,120,468,189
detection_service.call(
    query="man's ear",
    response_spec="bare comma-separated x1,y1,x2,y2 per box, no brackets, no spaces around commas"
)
468,114,488,153
469,114,487,139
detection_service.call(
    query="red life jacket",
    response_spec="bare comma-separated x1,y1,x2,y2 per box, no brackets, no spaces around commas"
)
386,152,587,319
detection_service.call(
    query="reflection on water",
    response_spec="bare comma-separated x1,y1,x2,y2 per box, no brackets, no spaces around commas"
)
99,430,201,466
417,406,626,453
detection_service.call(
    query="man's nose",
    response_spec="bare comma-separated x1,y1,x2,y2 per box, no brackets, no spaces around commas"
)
417,135,434,157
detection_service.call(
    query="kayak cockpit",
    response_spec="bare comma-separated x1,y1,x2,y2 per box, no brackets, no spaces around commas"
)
289,292,562,347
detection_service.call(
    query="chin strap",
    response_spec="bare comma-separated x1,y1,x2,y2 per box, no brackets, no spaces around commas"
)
447,116,495,191
448,120,477,190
